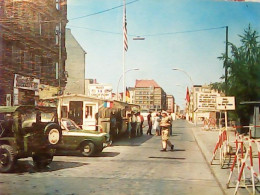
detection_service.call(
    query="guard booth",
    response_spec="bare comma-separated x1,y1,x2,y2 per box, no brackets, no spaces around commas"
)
40,94,140,136
240,101,260,138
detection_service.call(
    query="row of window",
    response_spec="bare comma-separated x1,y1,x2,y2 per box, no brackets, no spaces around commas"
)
2,42,57,79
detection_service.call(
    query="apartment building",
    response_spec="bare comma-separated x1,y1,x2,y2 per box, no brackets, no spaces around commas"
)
0,0,67,105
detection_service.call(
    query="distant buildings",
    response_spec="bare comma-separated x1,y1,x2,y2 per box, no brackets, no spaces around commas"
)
166,95,175,113
133,80,167,111
0,0,67,105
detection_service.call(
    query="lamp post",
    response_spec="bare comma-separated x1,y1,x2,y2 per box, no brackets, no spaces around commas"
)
172,68,194,124
117,68,139,101
172,68,194,86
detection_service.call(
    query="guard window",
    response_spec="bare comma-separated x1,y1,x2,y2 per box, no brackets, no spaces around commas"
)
85,106,93,119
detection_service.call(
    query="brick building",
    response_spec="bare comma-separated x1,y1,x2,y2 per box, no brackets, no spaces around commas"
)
0,0,67,106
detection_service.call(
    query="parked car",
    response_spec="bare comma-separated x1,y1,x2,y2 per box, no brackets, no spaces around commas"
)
0,106,62,173
56,118,111,157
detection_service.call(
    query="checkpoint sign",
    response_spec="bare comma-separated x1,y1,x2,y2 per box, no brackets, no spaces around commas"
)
216,96,235,110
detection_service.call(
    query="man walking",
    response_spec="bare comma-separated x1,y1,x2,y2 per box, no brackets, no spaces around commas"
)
160,111,174,152
146,111,153,135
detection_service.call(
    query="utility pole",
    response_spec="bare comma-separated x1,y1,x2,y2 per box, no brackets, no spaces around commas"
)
225,26,228,95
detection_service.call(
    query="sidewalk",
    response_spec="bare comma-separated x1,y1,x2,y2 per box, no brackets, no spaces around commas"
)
191,123,254,195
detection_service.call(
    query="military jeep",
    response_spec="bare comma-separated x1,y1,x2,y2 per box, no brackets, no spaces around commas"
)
0,106,62,173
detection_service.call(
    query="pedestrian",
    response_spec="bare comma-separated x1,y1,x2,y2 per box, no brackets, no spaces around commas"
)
153,113,161,136
146,111,153,135
110,111,117,141
160,111,174,152
168,112,173,136
127,113,132,138
140,113,144,135
131,111,137,137
158,111,162,136
136,112,141,136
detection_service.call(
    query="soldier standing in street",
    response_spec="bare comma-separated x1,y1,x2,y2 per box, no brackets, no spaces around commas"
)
160,111,174,152
146,111,153,135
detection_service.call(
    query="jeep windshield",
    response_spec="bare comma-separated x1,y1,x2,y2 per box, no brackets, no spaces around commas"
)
20,107,57,128
61,118,81,131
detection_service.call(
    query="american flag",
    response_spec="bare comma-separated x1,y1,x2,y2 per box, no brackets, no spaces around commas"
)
123,2,128,52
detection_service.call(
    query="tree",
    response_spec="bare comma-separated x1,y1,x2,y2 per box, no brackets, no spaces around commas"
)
214,25,260,125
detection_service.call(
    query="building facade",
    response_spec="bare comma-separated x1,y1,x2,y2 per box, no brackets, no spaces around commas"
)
64,28,86,95
0,0,67,105
134,80,166,111
166,95,174,113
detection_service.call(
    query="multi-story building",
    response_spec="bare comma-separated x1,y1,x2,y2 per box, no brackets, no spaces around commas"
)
134,80,166,111
64,28,86,95
0,0,67,105
166,95,174,113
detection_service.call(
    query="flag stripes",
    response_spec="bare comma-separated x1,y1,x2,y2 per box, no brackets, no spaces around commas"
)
123,3,128,52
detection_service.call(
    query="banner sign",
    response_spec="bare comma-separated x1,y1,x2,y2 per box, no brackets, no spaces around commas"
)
216,96,235,110
14,74,40,91
197,93,220,111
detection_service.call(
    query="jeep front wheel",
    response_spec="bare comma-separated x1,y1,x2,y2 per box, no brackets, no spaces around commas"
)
0,145,15,173
32,152,53,168
80,142,95,157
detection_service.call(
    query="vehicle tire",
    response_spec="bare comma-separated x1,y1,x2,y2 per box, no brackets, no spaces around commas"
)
32,152,53,168
44,123,61,145
0,145,16,173
80,142,95,157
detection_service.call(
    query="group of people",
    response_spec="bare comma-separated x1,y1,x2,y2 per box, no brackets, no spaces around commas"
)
147,111,174,151
110,110,174,152
127,111,144,138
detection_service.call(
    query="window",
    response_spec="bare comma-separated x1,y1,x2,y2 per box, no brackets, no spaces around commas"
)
56,0,60,10
85,106,93,119
12,45,22,65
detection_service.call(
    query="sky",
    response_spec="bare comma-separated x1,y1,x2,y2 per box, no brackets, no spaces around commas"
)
66,0,260,108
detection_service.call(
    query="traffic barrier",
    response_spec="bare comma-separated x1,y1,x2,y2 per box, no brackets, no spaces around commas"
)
210,127,233,168
226,132,260,195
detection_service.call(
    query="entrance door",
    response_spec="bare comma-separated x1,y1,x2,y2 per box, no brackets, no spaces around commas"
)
68,101,83,125
83,103,97,130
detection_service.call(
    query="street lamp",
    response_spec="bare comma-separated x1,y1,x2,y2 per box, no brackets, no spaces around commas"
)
172,68,194,86
172,68,194,123
117,68,139,101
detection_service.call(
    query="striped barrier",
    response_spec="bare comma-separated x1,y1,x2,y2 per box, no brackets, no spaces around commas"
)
226,133,260,195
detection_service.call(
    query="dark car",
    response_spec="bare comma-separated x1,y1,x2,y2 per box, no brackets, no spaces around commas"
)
56,118,111,157
0,106,62,173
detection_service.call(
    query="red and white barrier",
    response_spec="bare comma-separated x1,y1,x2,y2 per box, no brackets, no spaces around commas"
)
210,128,232,167
226,131,260,195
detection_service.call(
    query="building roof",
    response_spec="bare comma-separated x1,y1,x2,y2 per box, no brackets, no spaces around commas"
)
135,80,160,88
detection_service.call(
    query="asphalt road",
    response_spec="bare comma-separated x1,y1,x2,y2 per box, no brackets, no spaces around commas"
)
0,120,223,195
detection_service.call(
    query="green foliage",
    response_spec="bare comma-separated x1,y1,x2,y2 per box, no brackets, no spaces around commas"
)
216,25,260,123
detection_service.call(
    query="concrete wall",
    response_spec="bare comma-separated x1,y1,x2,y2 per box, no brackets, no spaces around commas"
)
64,28,86,95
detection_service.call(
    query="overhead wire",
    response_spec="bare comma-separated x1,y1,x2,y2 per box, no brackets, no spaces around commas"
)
69,0,139,20
66,25,226,37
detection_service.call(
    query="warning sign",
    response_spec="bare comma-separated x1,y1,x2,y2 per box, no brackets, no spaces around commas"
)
216,97,235,110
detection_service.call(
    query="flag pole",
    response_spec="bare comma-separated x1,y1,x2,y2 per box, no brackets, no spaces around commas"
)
122,0,126,102
122,0,128,102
